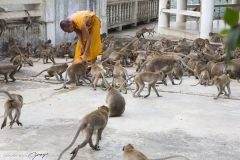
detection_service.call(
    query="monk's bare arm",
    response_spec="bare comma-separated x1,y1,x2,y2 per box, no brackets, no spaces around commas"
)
75,30,84,54
81,18,91,58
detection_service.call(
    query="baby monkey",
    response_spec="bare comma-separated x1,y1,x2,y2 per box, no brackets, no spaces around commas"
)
212,74,231,100
133,71,167,98
122,144,190,160
0,90,23,129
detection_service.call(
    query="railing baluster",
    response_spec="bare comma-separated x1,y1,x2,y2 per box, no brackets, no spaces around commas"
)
119,3,122,24
106,0,160,29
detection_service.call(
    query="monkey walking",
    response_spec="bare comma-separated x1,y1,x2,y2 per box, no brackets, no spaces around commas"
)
0,90,23,129
138,55,193,85
122,144,190,160
0,64,18,83
57,106,109,160
33,63,68,81
212,74,231,100
36,48,56,64
133,71,167,98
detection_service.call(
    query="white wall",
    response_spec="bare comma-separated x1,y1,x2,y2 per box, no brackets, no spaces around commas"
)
47,0,107,45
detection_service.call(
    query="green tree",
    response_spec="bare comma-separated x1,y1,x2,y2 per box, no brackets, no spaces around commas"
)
221,7,240,61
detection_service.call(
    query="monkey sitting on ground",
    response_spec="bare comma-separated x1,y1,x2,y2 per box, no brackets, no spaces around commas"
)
114,76,128,94
122,144,190,160
174,38,191,54
57,105,109,160
212,74,231,100
0,90,23,129
192,70,210,86
209,32,223,43
106,84,126,117
112,60,131,87
33,63,68,81
133,71,167,98
192,38,205,51
101,60,114,77
55,62,91,90
0,64,18,83
90,63,107,90
12,55,33,71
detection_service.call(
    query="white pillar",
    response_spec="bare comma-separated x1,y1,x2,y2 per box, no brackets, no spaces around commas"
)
158,0,170,32
133,0,138,26
200,0,214,39
99,0,107,34
232,0,238,4
42,0,56,45
176,0,187,25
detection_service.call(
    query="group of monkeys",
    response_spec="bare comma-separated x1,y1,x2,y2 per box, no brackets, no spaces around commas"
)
0,26,239,160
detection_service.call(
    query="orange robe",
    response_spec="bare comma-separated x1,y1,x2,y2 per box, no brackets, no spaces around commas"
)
72,11,102,62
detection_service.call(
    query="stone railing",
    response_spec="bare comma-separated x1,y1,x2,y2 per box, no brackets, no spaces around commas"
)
107,0,159,30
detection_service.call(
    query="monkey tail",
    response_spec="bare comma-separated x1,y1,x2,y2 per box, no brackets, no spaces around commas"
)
191,81,200,86
101,57,110,64
119,38,138,52
151,155,190,160
123,69,134,84
32,69,48,77
101,72,111,89
0,90,13,99
57,123,87,160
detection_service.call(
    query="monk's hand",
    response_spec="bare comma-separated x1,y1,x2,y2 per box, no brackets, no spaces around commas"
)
73,57,82,64
80,54,87,61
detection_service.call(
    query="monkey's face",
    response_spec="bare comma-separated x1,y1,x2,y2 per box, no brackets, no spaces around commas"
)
122,144,134,151
209,32,214,36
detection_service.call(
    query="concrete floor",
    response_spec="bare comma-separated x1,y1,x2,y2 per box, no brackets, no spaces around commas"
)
0,57,240,160
109,19,227,40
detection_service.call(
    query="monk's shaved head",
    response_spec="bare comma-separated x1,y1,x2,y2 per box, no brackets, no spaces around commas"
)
60,19,74,33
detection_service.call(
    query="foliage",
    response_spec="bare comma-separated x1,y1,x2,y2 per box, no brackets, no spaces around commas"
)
220,7,240,61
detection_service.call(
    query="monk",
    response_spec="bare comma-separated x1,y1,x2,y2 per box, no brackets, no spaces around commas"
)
60,11,102,64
